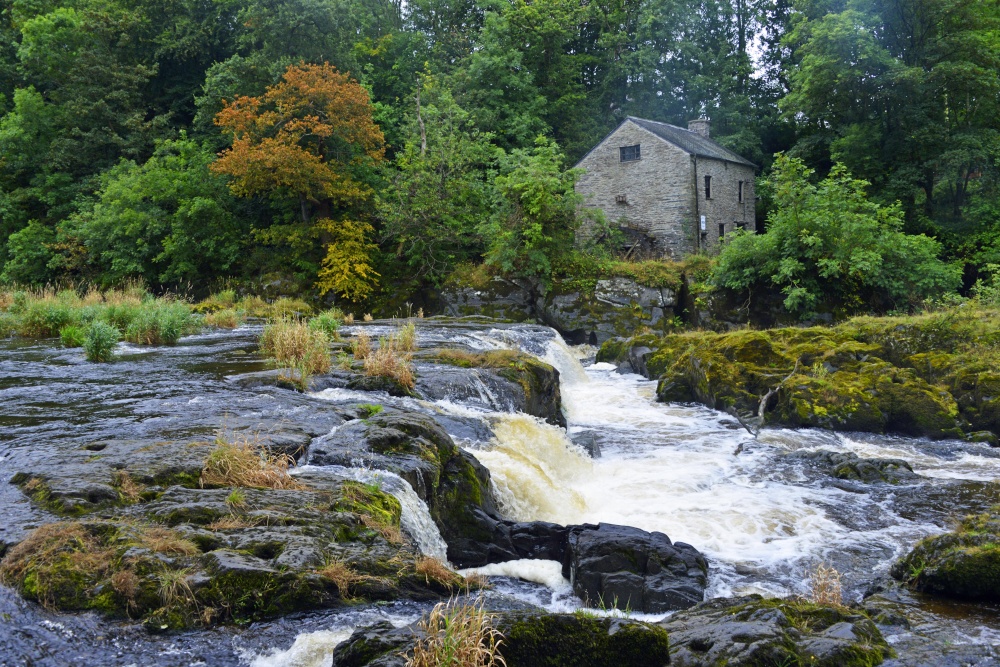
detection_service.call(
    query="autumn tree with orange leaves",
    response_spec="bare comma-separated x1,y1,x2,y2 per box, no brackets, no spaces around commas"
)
211,63,385,300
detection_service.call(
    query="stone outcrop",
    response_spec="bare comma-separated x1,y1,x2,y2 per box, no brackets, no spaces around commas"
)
330,611,672,667
440,276,679,345
564,523,708,613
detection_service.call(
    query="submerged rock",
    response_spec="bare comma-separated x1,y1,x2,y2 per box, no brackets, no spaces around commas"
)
788,449,919,484
891,508,1000,601
660,595,891,667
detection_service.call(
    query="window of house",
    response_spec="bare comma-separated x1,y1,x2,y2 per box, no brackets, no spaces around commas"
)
620,145,641,162
718,222,726,238
738,181,744,203
736,222,746,231
704,175,712,199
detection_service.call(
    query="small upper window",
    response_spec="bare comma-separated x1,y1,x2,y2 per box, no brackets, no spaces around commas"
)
738,181,744,203
704,175,712,199
718,222,726,238
620,145,641,162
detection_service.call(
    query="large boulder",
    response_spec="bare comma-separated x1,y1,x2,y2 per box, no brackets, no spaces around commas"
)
788,450,919,485
563,523,707,613
660,595,891,667
891,508,1000,600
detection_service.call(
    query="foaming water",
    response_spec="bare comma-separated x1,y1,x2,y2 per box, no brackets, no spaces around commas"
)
471,336,1000,602
471,415,591,522
245,628,354,667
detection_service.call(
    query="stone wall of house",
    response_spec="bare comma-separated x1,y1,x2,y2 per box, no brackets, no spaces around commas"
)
575,122,696,259
575,120,756,258
693,157,756,252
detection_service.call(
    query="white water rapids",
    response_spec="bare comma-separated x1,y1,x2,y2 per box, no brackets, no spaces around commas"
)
245,324,1000,665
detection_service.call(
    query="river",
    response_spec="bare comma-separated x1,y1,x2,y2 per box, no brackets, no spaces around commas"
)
1,321,999,666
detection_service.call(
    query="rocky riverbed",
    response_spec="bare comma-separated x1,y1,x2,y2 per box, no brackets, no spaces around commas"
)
1,318,999,666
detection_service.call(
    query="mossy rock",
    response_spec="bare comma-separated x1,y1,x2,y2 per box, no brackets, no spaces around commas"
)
498,612,671,667
892,508,1000,600
614,309,1000,440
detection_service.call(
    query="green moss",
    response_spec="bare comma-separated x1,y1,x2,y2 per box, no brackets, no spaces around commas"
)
498,613,671,667
623,308,1000,440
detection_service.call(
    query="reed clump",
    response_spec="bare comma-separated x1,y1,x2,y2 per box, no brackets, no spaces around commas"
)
0,522,113,609
0,284,197,345
358,322,417,390
808,563,843,607
415,556,465,590
259,318,331,389
200,433,306,490
406,596,505,667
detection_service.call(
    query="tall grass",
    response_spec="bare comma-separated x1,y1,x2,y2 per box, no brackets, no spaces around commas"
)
259,318,331,389
406,596,505,667
0,284,197,345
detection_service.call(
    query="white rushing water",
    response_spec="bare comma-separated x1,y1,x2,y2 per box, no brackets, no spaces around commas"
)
462,333,1000,600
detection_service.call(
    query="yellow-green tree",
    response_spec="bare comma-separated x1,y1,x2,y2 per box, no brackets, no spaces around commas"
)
212,62,384,300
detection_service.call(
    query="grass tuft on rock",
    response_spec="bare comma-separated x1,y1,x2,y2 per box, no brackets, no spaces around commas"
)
200,433,306,490
406,596,506,667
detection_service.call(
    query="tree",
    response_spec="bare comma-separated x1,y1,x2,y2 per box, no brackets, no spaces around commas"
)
64,137,247,287
712,155,962,316
481,137,582,280
211,62,385,300
379,77,500,285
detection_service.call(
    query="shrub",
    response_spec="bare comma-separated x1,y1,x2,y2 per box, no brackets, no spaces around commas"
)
59,325,86,348
200,433,306,490
395,321,416,352
415,557,465,590
309,308,344,336
712,155,961,317
193,290,237,313
352,331,372,359
406,596,505,667
84,321,120,362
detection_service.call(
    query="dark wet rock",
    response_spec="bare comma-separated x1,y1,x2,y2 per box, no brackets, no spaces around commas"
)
563,523,707,613
891,508,1000,601
660,595,891,667
569,429,602,458
789,449,919,484
332,620,413,667
305,408,509,567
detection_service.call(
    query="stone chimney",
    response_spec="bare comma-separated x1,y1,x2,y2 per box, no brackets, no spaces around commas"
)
688,117,711,138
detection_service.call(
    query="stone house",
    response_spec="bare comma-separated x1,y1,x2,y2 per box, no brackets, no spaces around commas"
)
574,116,757,259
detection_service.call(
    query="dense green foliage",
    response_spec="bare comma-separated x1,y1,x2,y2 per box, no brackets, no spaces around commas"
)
714,155,962,317
0,0,996,313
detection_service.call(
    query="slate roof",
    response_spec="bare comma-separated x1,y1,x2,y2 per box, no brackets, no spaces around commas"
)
626,116,756,168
